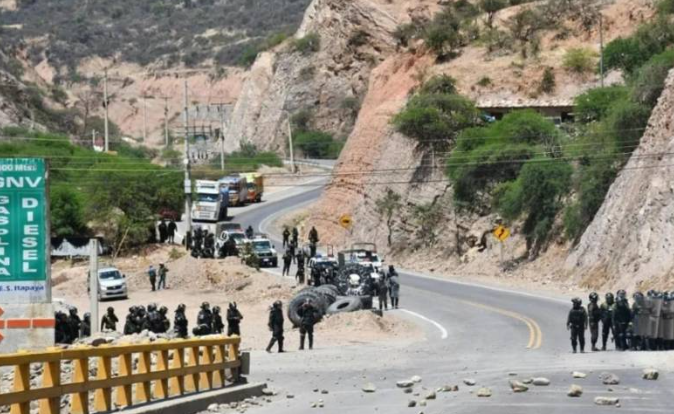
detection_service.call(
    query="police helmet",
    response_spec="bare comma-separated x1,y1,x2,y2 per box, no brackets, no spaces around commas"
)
213,306,221,313
605,292,614,301
273,300,282,308
201,302,210,310
84,312,91,319
572,297,582,305
177,304,186,312
589,292,599,301
107,307,115,313
148,303,157,312
616,289,627,299
159,306,168,314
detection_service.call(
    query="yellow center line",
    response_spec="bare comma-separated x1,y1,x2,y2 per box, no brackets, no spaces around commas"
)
459,300,543,350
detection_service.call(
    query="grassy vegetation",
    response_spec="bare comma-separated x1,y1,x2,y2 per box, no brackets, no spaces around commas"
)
0,0,311,71
0,128,182,251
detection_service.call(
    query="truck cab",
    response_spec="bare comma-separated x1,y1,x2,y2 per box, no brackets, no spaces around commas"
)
192,180,228,222
219,175,248,207
241,172,264,203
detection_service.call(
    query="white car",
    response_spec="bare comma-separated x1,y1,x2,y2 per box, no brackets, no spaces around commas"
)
95,267,128,300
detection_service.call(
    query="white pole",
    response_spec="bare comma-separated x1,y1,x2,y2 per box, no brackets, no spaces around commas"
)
142,94,148,142
92,129,96,148
220,109,226,171
183,80,192,236
103,69,110,152
89,239,99,335
164,97,170,148
287,118,295,173
599,13,605,88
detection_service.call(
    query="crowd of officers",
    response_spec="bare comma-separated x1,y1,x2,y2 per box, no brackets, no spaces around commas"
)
566,290,674,353
55,302,244,344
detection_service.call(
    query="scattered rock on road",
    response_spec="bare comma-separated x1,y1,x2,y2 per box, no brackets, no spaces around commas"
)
572,371,587,379
425,391,436,400
408,400,417,407
397,380,414,388
595,396,620,406
411,375,422,383
207,403,219,412
532,378,550,386
642,369,659,380
404,388,413,394
567,384,583,397
509,380,529,393
601,373,620,385
477,387,492,397
262,388,276,396
286,394,295,399
522,378,533,384
362,383,377,393
463,379,476,386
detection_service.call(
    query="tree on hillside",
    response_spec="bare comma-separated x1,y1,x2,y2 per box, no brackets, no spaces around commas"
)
375,188,403,247
479,0,507,28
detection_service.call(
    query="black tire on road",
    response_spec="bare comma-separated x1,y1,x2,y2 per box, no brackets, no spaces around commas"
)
287,291,326,327
326,296,363,315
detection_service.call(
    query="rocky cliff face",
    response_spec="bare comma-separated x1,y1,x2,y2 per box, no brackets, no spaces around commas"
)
565,70,674,291
224,0,435,153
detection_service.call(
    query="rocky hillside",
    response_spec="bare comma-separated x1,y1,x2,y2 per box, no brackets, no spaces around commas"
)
566,70,674,291
299,0,673,291
224,0,438,153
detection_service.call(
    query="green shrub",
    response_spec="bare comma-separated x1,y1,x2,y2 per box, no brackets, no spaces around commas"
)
477,76,492,87
294,130,342,159
293,33,321,55
419,75,458,95
393,93,478,152
479,0,507,28
237,45,259,67
574,86,629,123
539,67,556,93
603,100,651,152
603,18,674,74
496,159,573,255
291,109,313,131
657,0,674,15
630,49,674,108
563,47,596,74
51,186,88,237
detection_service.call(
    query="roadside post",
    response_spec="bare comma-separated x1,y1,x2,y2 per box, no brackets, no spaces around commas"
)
0,158,54,353
89,239,99,335
493,225,511,268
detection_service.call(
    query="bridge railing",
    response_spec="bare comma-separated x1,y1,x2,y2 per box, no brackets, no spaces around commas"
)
0,336,241,414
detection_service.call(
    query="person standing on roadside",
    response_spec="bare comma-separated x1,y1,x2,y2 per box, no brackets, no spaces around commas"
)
587,292,602,351
282,251,292,276
101,307,119,332
157,263,168,290
292,227,299,246
567,297,588,353
227,303,243,336
148,265,157,292
266,301,285,353
282,228,290,248
377,276,389,311
158,220,168,243
299,299,318,350
389,273,400,309
167,219,177,244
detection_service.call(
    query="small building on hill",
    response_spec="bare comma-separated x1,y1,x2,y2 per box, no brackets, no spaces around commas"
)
476,98,575,124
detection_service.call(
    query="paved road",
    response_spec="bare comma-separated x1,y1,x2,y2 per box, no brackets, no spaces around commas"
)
228,187,673,413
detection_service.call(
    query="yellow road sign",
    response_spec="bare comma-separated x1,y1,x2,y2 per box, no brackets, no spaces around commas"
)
493,225,510,242
339,214,353,229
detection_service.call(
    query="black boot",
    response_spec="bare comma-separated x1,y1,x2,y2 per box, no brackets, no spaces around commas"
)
278,339,284,353
309,334,313,350
266,338,275,353
300,334,305,350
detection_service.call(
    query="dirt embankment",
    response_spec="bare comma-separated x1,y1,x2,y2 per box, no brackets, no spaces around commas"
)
52,245,421,351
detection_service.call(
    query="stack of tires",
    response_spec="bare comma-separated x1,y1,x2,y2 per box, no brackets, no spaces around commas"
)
288,284,339,326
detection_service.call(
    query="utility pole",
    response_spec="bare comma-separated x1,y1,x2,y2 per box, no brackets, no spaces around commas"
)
164,97,170,147
92,129,97,149
142,93,148,142
599,13,605,88
183,80,192,238
220,107,226,171
287,117,295,173
89,239,99,335
103,68,110,152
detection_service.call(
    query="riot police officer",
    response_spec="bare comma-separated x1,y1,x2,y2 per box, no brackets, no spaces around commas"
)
266,301,285,353
174,304,189,338
299,299,318,350
158,306,170,334
613,295,632,351
567,297,588,353
193,302,213,336
80,312,91,338
227,303,243,336
124,306,138,335
587,292,601,351
101,307,119,332
632,292,648,350
68,307,82,340
600,293,616,351
212,306,225,334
